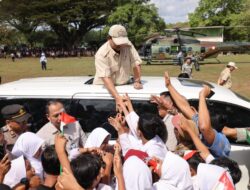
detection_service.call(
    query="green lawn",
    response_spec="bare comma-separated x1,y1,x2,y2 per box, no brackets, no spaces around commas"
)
0,54,250,98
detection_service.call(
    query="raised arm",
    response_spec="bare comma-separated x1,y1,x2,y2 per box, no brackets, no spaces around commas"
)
133,65,143,89
113,144,125,190
164,71,195,119
54,134,73,174
179,115,211,161
198,85,215,145
102,77,123,106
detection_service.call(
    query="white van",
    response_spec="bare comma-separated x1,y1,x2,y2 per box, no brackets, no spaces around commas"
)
0,76,249,189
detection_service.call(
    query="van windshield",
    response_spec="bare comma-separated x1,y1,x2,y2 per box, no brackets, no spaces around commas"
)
178,78,214,88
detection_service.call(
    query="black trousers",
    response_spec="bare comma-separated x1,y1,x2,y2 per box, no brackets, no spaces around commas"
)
41,61,47,70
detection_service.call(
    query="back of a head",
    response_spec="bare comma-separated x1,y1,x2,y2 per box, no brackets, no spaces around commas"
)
160,91,171,98
41,146,60,176
186,152,205,173
0,184,11,190
210,157,242,184
138,113,167,143
70,153,103,189
178,73,190,79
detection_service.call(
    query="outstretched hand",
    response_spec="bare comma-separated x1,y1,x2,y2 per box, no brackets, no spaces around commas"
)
164,71,171,87
199,85,211,98
0,154,11,182
54,134,67,154
115,95,124,112
122,93,134,112
108,114,128,135
133,81,143,90
150,95,162,105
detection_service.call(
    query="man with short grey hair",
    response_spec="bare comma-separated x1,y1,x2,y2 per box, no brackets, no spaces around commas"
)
36,100,87,154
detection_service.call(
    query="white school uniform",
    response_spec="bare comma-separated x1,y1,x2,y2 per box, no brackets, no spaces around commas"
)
153,151,193,190
120,111,167,159
11,132,44,179
196,163,234,190
3,155,26,188
85,127,111,148
121,156,153,190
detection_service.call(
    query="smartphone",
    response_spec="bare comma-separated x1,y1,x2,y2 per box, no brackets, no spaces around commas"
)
207,90,215,99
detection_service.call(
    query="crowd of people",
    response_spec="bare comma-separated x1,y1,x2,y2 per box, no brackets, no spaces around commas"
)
0,24,248,190
0,48,97,60
0,73,244,190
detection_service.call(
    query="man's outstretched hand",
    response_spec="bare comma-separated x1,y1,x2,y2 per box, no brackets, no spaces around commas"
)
164,71,171,87
133,81,143,90
199,85,211,98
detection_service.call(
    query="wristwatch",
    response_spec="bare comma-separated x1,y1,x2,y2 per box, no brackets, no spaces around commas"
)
134,79,141,84
20,177,29,189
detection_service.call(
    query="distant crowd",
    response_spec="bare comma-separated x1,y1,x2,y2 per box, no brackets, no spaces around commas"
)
0,48,97,59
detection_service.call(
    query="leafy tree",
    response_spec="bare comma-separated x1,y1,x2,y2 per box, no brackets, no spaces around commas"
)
0,0,149,49
0,0,40,45
189,0,245,27
0,25,22,47
188,0,249,41
229,0,250,41
107,2,165,47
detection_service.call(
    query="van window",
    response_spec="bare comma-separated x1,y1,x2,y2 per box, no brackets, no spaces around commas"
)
70,99,158,139
189,99,250,145
0,98,157,139
0,99,72,132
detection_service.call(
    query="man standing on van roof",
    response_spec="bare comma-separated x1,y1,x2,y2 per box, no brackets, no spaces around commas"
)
93,24,143,106
217,62,238,89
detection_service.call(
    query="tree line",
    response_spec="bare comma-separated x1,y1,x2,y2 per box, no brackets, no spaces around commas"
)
189,0,250,41
0,0,249,50
0,0,165,49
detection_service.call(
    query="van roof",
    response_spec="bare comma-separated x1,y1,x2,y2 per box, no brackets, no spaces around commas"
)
0,76,249,108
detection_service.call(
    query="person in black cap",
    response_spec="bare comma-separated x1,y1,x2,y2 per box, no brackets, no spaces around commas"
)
1,104,31,151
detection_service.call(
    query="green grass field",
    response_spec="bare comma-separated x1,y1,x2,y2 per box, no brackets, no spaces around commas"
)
0,54,250,98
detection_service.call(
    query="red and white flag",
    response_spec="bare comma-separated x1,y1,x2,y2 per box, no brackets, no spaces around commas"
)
60,112,76,133
213,171,235,190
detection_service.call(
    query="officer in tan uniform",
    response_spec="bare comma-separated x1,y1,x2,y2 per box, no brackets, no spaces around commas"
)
1,104,31,151
217,62,238,89
93,24,143,106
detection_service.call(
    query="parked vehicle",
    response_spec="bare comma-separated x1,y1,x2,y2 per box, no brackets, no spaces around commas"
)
0,76,249,189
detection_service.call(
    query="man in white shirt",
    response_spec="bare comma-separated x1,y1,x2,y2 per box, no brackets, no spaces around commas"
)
40,52,47,70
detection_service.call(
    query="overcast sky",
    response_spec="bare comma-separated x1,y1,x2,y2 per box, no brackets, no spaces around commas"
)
150,0,200,24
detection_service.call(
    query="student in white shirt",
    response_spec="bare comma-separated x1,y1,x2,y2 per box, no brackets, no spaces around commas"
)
153,151,193,190
109,96,167,160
